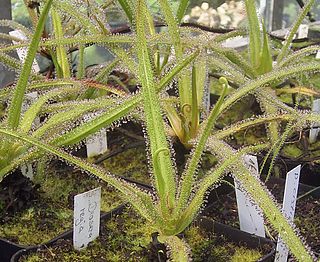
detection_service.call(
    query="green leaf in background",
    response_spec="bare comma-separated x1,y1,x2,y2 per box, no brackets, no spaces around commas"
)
257,22,273,75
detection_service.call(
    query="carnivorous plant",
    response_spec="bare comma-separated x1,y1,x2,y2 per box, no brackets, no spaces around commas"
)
0,0,320,261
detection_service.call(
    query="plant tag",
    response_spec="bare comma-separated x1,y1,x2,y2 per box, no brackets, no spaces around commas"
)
9,30,40,72
309,99,320,143
235,155,265,237
202,84,210,114
20,92,39,180
83,114,108,158
316,51,320,59
222,36,249,49
20,91,39,179
298,24,309,39
21,91,38,112
275,165,301,262
20,163,34,180
86,129,108,158
73,187,101,250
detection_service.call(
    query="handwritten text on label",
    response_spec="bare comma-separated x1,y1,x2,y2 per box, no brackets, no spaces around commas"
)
275,165,301,262
73,188,101,250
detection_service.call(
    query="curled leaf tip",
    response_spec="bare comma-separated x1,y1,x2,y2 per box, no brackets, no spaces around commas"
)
155,148,170,159
218,77,228,86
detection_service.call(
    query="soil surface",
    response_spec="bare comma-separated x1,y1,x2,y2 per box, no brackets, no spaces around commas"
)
0,171,40,222
18,207,268,262
0,167,122,245
202,178,320,260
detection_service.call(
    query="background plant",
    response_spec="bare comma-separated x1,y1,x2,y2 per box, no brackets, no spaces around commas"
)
206,0,320,175
1,0,320,261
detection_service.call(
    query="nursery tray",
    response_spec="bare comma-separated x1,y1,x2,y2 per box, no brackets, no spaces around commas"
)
197,217,276,262
203,177,320,259
0,238,24,262
12,204,274,262
9,204,126,262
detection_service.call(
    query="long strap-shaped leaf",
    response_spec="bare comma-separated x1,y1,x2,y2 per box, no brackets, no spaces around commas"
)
176,0,189,23
0,52,22,73
33,98,116,139
176,143,268,234
213,112,320,139
51,50,199,146
277,0,315,64
207,139,314,262
244,0,261,69
20,86,83,133
0,19,32,36
176,78,228,212
52,1,99,34
51,8,71,78
218,62,320,118
0,127,160,224
278,45,320,68
158,0,191,108
117,0,134,24
136,0,176,215
7,0,53,129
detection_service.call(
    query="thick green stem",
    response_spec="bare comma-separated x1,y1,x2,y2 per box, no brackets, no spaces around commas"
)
177,77,228,212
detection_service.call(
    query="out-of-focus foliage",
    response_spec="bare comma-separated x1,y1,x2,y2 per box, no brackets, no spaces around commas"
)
11,0,31,27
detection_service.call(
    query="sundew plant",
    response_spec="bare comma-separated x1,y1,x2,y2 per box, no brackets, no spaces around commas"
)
0,0,130,176
0,0,320,261
210,0,320,175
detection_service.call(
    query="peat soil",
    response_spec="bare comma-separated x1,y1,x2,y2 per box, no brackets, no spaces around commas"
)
18,207,269,262
0,167,122,245
202,178,320,260
0,171,40,224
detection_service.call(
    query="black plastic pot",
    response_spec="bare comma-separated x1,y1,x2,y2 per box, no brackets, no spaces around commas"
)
10,204,126,262
203,177,320,259
197,217,276,262
0,239,24,262
268,177,320,197
298,163,320,187
11,203,275,262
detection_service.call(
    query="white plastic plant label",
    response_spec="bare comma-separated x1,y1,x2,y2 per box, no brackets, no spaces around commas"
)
222,36,249,49
73,187,101,250
9,30,40,72
202,84,210,114
86,129,108,158
234,155,265,237
309,99,320,143
275,165,301,262
83,114,108,158
316,51,320,60
20,163,34,180
20,91,39,179
298,24,309,39
21,92,39,112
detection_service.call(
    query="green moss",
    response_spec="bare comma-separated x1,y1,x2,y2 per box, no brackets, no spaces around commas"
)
217,96,267,147
231,247,262,262
0,202,72,245
102,146,150,184
20,209,154,261
281,144,304,158
20,209,264,262
33,168,122,212
0,168,122,245
184,225,262,262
